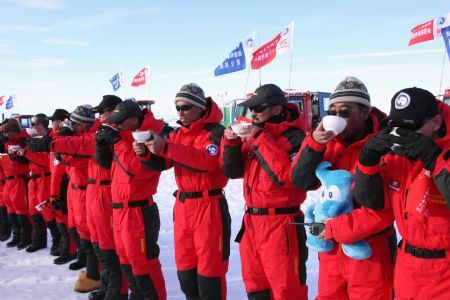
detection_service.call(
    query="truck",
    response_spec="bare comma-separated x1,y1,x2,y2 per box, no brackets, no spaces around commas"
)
1,113,34,129
443,88,450,106
221,90,331,133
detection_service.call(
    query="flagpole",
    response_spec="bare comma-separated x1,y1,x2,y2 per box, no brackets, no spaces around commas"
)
288,21,295,91
243,67,251,100
147,65,150,100
439,49,446,96
258,32,262,86
122,69,127,100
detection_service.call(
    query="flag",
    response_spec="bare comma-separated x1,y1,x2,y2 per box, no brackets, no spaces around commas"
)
214,32,256,76
131,67,148,87
251,21,295,70
442,26,450,60
408,20,434,46
5,95,15,110
408,13,450,46
110,72,123,92
0,96,4,107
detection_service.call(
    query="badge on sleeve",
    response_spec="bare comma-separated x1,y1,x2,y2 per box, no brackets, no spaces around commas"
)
206,144,219,156
53,159,60,166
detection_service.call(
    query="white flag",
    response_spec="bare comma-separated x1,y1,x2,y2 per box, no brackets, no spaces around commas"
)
276,21,295,56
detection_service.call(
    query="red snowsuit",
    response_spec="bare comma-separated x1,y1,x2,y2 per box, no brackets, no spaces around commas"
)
106,112,166,299
2,131,29,215
25,142,53,221
291,108,395,300
140,98,230,299
353,102,450,300
222,104,308,300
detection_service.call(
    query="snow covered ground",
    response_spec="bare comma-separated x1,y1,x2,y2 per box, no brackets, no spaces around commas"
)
0,169,319,300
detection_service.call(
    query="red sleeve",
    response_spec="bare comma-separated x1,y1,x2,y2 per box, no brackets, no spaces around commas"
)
50,159,66,198
325,207,394,243
249,129,296,186
50,135,95,156
25,150,49,168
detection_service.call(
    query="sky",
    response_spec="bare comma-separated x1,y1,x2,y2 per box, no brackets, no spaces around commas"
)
1,0,449,119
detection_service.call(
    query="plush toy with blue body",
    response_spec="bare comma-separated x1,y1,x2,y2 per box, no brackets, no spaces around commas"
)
304,161,372,260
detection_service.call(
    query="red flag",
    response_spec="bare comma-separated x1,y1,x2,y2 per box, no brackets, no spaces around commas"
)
131,68,148,87
0,96,4,107
408,20,434,46
406,169,431,223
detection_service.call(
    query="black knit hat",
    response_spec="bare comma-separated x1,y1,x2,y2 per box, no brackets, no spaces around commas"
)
175,83,207,110
105,100,143,124
238,84,287,108
49,109,70,121
91,95,123,114
387,87,439,130
70,105,95,125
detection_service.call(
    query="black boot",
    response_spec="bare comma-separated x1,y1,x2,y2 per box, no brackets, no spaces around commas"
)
46,219,61,256
16,214,32,250
198,274,223,300
177,268,200,300
102,249,125,300
54,223,77,264
6,213,20,247
26,214,47,253
69,228,86,270
0,206,11,241
80,238,100,281
89,243,107,300
121,264,143,300
135,274,159,300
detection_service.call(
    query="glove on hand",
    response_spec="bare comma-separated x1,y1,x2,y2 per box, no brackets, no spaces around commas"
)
95,125,120,146
359,128,393,166
58,126,73,137
392,127,442,171
26,136,52,152
309,222,325,236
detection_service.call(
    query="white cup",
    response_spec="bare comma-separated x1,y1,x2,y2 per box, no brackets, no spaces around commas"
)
26,128,36,136
231,123,251,136
132,130,152,143
322,115,347,135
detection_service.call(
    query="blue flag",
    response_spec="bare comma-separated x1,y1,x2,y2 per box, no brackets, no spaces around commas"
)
214,33,256,76
110,73,122,91
5,95,14,110
442,26,450,61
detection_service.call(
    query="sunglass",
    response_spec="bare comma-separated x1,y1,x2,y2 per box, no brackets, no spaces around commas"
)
31,123,40,126
249,104,273,113
328,110,352,118
176,104,195,112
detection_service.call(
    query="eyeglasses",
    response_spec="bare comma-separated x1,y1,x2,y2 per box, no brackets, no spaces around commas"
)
328,110,352,118
249,104,273,113
176,104,195,112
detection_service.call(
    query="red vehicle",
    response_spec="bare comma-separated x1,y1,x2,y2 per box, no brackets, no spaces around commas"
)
229,90,331,133
444,88,450,106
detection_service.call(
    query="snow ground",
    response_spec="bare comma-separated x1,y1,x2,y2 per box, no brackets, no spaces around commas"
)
0,169,319,300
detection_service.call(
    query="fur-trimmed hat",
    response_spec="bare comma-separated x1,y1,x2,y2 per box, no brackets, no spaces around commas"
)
329,76,371,108
174,83,207,110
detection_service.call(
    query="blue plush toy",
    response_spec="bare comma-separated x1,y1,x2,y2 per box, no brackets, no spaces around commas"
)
304,161,372,260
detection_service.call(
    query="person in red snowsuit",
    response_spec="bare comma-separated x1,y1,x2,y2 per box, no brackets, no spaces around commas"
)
291,77,396,300
16,114,61,254
50,105,101,293
61,95,128,300
351,87,450,300
0,135,11,242
221,84,308,300
1,119,32,250
135,83,231,300
95,100,167,300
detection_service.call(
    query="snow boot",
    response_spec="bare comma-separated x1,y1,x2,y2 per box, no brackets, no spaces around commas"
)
6,213,20,247
16,214,32,250
26,214,47,253
54,223,76,264
46,219,61,256
0,206,11,241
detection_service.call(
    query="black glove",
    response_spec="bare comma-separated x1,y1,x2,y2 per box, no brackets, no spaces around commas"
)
26,136,52,152
95,125,120,146
392,127,442,171
309,222,325,236
359,128,393,166
58,126,73,137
